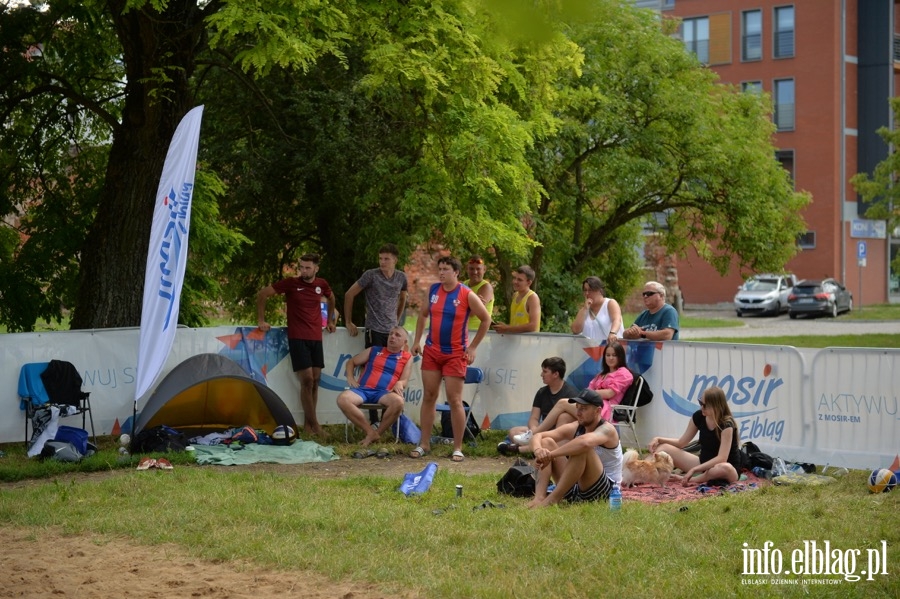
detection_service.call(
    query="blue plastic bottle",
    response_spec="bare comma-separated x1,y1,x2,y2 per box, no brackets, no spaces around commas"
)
609,483,622,512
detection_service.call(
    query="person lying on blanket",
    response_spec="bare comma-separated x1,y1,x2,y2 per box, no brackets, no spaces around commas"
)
527,389,623,508
649,386,740,486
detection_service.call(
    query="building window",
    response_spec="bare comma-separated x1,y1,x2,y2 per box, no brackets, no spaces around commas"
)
774,78,795,131
742,10,762,61
774,5,795,58
742,80,762,94
683,17,710,64
776,149,795,185
797,231,815,249
663,0,675,10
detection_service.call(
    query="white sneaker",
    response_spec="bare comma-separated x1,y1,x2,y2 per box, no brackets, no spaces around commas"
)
512,430,533,445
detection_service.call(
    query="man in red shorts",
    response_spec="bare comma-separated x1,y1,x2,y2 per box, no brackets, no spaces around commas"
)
410,256,491,462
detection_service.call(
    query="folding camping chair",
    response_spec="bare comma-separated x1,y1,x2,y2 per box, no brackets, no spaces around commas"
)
434,366,484,442
612,370,652,450
18,360,95,448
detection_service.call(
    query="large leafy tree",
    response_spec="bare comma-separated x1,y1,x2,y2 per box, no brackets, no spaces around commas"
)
494,5,810,327
1,0,574,330
0,0,350,331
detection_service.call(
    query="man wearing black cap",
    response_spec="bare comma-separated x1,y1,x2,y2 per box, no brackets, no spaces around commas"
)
526,389,622,508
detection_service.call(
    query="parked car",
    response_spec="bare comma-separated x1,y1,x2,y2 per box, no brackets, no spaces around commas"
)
787,278,853,319
734,274,799,317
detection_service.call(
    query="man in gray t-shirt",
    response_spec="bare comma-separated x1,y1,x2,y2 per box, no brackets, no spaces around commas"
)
344,243,409,348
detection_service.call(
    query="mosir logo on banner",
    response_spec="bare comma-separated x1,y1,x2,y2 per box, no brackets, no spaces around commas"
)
663,369,786,442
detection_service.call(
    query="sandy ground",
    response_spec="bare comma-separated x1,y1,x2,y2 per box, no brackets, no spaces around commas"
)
0,524,409,599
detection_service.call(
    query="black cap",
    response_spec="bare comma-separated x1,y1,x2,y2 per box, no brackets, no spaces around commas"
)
568,389,603,407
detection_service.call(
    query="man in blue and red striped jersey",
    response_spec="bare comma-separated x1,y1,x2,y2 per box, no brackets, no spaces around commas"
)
337,326,413,447
410,256,491,462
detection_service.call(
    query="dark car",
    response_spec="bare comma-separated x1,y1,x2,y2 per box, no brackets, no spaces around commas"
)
787,278,853,319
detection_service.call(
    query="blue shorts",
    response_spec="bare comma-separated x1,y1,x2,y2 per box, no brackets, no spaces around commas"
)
349,387,391,404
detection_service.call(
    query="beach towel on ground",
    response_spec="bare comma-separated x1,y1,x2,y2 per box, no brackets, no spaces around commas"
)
191,440,338,465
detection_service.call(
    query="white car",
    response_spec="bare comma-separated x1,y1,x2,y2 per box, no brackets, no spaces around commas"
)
734,274,798,317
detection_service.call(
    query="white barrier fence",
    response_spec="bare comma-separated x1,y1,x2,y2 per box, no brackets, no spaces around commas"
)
2,327,897,469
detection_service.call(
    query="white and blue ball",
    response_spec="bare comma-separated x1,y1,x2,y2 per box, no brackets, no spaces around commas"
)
867,468,897,493
273,425,295,441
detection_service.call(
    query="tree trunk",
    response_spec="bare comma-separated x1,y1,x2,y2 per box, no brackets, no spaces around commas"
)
71,2,206,329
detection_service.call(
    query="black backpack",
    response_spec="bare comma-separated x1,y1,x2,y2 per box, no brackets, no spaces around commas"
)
497,459,537,497
439,401,481,439
739,441,774,470
612,370,653,422
132,425,188,453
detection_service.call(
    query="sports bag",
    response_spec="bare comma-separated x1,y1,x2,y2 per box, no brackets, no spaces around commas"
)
132,425,188,453
739,441,774,470
497,459,537,497
440,401,480,439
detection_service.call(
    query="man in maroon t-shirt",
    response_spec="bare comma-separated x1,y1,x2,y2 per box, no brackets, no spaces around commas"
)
257,253,335,437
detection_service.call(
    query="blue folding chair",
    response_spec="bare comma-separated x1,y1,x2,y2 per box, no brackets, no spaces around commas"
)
18,361,95,447
434,366,484,442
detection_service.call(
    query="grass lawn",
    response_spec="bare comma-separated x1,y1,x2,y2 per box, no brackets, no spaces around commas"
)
1,432,898,598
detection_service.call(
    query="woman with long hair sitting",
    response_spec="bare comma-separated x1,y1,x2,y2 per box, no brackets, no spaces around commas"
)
649,386,740,486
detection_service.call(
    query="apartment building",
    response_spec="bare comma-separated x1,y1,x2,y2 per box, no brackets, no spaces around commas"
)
638,0,898,307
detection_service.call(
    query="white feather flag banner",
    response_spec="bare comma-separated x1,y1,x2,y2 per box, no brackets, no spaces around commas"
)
134,105,204,402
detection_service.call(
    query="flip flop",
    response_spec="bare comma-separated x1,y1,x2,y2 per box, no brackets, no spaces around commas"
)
451,450,465,463
473,500,506,510
136,457,156,470
352,449,376,459
375,448,391,459
409,446,430,459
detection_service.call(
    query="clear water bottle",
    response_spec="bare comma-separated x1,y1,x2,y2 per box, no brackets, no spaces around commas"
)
788,462,805,474
609,483,622,512
772,457,787,476
751,466,772,480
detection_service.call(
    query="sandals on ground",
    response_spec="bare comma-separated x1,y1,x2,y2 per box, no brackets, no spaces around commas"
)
352,449,376,459
409,446,431,459
451,450,465,462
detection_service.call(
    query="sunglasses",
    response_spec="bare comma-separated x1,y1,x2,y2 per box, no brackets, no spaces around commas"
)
698,401,706,408
642,291,659,297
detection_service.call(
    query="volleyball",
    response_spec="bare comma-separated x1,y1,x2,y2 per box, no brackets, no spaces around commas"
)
119,433,131,446
272,425,295,442
867,468,897,493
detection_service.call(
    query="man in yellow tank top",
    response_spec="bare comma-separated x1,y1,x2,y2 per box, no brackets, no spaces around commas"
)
493,265,541,334
462,255,495,330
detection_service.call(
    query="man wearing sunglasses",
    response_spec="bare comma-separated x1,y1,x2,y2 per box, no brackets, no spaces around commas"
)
622,281,679,341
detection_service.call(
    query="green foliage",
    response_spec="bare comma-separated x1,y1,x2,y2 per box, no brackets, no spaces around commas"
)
851,96,900,277
0,0,812,334
510,2,809,318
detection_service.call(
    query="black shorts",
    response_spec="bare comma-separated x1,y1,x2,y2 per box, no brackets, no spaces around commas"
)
289,339,324,371
365,329,389,349
563,474,614,503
